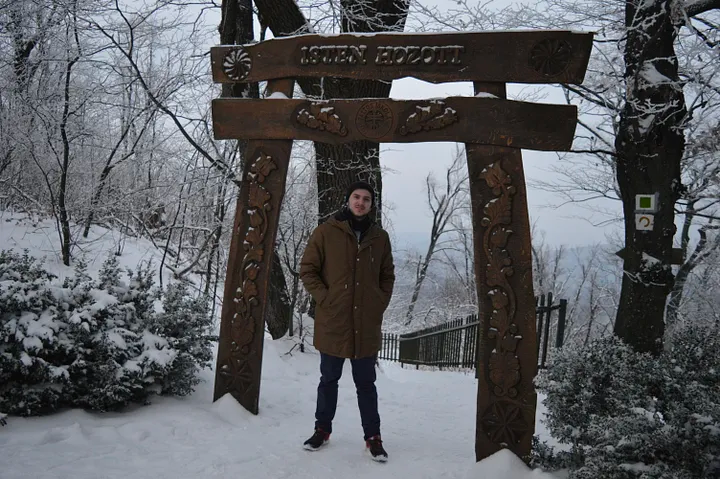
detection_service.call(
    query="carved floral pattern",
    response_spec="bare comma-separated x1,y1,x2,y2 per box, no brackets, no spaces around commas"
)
481,400,530,447
480,160,518,395
478,159,528,445
528,38,573,77
219,151,277,403
398,100,458,135
296,103,348,136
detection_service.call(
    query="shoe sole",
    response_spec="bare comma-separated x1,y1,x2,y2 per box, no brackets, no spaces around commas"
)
303,440,329,451
365,447,388,463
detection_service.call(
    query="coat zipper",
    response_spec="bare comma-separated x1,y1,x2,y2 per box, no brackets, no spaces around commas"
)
352,232,360,358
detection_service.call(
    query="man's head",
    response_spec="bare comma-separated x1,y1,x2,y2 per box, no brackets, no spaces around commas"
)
345,181,375,218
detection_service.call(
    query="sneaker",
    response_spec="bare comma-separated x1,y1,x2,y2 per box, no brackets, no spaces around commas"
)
365,435,388,462
303,429,330,451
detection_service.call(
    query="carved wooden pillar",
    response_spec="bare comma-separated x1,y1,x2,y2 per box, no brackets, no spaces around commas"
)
213,78,295,413
467,82,538,462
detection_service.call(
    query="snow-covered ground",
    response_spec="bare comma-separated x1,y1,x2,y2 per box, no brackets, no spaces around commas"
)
1,211,560,478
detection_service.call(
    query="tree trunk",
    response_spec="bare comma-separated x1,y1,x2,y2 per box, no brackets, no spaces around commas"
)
58,54,78,267
314,77,393,223
405,248,433,325
613,0,686,354
315,140,383,224
253,0,411,223
266,251,292,339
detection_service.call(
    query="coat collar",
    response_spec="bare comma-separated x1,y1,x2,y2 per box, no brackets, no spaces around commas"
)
326,214,381,247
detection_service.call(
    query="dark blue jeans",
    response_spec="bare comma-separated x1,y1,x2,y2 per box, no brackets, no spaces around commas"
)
314,353,380,440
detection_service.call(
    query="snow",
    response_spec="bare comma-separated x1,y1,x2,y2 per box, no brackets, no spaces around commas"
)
0,211,167,289
466,449,558,478
1,211,560,478
215,29,589,43
639,61,673,87
641,252,660,266
1,337,560,479
266,91,289,99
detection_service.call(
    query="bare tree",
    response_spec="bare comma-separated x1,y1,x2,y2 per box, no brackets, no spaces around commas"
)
413,0,720,353
404,146,469,326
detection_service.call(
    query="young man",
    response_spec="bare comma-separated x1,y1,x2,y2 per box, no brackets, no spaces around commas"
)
299,181,395,462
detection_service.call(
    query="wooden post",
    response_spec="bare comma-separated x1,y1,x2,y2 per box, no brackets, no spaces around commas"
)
213,78,295,413
556,299,568,348
467,82,538,463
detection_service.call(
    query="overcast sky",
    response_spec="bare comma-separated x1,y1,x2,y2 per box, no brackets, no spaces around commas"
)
381,78,621,249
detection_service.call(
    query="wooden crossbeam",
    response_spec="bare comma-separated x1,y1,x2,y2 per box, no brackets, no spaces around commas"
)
211,31,593,85
212,97,578,151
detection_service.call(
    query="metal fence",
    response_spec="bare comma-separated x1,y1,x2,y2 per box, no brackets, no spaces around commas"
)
380,293,567,370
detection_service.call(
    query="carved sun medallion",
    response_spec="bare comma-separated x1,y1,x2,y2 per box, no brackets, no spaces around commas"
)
528,38,573,77
355,101,394,139
223,47,253,81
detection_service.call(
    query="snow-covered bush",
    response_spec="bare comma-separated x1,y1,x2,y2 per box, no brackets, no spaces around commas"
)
0,251,217,416
534,325,720,478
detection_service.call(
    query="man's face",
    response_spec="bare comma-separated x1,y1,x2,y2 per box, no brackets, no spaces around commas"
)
349,189,372,217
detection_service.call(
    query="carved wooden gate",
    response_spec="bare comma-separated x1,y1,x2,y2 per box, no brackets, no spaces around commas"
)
209,31,592,462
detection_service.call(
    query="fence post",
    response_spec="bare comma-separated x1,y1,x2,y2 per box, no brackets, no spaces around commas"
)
536,293,546,360
556,299,567,348
541,292,553,369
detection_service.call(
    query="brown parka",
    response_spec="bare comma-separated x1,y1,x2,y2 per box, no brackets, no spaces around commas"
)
299,213,395,359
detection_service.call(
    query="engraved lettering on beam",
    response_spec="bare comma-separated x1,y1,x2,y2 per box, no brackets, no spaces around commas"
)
300,45,367,65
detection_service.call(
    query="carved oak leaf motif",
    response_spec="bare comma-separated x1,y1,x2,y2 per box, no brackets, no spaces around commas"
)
296,103,348,137
480,162,512,195
245,263,259,280
248,184,271,209
487,263,508,292
244,248,264,264
243,279,258,301
487,250,514,283
252,153,277,182
489,352,520,397
398,101,459,135
481,400,530,446
245,228,264,248
489,303,509,331
249,211,263,228
490,227,512,248
488,289,509,310
483,197,512,225
230,326,254,353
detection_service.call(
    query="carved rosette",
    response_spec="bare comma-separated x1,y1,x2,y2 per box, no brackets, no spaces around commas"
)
218,151,277,400
398,100,458,135
480,399,530,447
223,47,253,81
296,103,348,136
528,38,573,77
478,159,525,446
